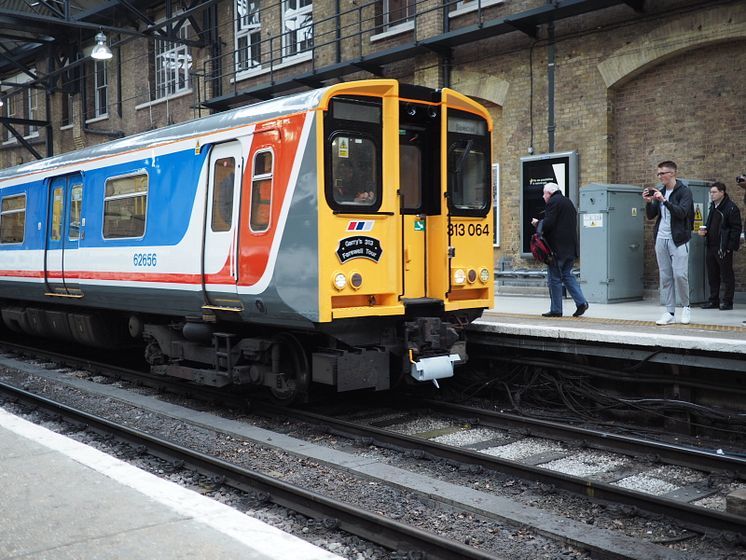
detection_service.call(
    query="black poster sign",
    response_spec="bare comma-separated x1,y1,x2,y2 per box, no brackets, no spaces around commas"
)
520,151,578,255
337,235,383,263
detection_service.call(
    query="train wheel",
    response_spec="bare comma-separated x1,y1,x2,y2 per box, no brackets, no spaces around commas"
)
269,333,309,404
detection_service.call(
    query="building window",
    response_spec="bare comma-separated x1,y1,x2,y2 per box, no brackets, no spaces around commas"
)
450,0,504,18
236,0,261,72
383,0,415,29
61,93,75,127
250,150,273,232
103,173,148,239
154,21,192,100
26,87,38,136
3,94,16,142
0,194,26,244
282,0,312,59
94,60,108,117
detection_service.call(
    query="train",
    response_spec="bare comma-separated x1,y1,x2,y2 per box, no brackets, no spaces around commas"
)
0,79,493,401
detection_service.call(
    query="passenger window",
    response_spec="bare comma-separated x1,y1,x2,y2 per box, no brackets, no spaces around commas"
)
103,173,148,239
51,187,63,241
0,194,26,244
211,157,235,232
69,184,83,240
250,150,273,232
331,135,377,206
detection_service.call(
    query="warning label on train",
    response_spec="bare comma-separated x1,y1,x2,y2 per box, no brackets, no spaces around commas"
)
337,236,383,263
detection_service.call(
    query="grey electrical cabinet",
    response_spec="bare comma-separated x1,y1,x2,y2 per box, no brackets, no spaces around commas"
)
579,183,645,303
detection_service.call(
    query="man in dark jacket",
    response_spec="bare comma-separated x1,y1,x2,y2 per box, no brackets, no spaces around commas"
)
698,182,741,310
531,183,589,317
643,161,694,325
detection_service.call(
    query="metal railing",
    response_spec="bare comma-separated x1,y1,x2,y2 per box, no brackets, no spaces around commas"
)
198,0,489,106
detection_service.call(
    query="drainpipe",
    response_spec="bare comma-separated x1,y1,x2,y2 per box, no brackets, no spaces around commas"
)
335,0,341,64
547,20,555,152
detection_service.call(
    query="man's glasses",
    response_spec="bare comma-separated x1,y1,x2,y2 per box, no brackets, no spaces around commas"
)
656,171,673,176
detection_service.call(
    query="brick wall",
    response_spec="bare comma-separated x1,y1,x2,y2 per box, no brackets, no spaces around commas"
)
613,39,746,290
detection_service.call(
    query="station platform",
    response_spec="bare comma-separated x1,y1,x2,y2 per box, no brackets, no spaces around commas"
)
470,294,746,371
0,407,342,560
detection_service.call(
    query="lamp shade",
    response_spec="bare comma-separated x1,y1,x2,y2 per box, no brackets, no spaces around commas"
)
91,32,113,60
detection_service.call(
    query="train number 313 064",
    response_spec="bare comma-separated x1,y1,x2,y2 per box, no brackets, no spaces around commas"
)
448,223,490,237
133,253,158,266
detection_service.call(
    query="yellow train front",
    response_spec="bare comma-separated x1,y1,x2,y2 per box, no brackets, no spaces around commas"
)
313,80,493,395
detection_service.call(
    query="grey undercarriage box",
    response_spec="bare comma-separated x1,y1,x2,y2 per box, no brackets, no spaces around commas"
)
312,348,389,392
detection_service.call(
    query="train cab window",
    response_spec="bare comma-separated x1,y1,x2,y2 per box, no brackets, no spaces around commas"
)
0,194,26,244
51,187,63,241
447,113,490,216
250,150,273,232
103,173,148,239
211,157,235,232
330,136,377,207
325,97,382,212
399,143,422,210
69,184,83,240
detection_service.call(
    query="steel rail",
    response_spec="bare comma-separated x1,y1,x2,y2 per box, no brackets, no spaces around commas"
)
264,403,746,536
415,398,746,474
0,381,498,560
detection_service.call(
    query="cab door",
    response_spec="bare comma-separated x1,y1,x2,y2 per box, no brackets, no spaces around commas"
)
399,127,427,299
202,142,243,311
44,172,84,296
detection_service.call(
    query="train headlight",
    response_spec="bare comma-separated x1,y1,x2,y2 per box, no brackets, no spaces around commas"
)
467,269,477,284
333,273,347,290
350,272,363,290
453,268,466,285
479,268,490,283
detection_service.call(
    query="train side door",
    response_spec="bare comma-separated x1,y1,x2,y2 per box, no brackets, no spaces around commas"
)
399,127,427,299
202,142,243,311
44,172,84,296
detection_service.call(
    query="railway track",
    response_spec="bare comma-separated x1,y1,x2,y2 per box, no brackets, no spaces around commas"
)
0,380,496,560
2,340,745,558
272,399,746,536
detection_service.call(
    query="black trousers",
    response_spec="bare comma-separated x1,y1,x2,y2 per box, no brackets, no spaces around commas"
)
706,248,735,305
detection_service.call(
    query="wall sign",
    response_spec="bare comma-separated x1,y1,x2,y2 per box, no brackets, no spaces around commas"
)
520,151,578,256
337,236,383,263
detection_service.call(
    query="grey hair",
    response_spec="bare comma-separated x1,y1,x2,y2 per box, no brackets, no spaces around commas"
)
543,182,560,194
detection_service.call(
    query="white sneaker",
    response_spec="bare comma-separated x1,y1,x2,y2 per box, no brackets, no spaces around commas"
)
681,306,691,324
656,312,674,325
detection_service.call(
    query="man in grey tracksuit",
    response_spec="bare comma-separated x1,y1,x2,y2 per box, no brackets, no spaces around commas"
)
643,160,694,325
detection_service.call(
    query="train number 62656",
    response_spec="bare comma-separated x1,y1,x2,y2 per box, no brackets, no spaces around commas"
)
133,253,158,266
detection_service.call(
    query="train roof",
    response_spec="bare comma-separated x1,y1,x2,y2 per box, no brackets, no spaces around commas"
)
0,86,331,183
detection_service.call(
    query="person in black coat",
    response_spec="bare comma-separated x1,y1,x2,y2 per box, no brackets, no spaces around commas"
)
531,183,588,317
698,182,741,310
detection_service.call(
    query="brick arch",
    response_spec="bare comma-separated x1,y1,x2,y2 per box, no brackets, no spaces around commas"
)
597,3,746,89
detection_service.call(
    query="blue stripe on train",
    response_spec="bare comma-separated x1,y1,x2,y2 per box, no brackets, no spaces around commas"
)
1,148,208,251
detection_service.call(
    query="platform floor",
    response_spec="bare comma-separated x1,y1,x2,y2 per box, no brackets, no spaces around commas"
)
472,294,746,358
0,407,342,560
489,293,746,329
